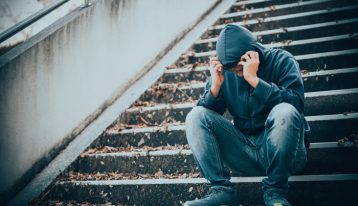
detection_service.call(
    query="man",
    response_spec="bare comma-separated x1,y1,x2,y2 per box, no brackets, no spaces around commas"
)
184,24,311,206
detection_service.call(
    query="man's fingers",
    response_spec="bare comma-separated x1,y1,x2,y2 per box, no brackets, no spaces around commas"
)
209,57,219,64
211,60,221,65
238,61,246,66
214,64,223,71
246,51,259,60
241,53,251,62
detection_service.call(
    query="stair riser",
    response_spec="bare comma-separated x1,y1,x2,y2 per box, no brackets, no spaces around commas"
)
47,180,358,205
298,53,358,71
217,1,353,24
304,92,358,116
70,148,358,175
195,21,358,50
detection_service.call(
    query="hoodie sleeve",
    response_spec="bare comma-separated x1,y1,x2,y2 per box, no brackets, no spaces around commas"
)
252,56,304,113
196,78,226,115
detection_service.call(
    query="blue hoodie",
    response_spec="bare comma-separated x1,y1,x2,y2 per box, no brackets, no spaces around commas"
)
197,24,311,143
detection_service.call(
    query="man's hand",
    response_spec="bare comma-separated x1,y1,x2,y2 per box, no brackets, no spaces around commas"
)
209,57,224,98
239,51,260,88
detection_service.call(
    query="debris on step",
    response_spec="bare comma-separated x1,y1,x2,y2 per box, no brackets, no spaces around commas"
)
338,134,358,147
107,123,148,133
58,171,201,181
343,111,355,116
132,100,157,107
40,200,126,206
80,144,190,156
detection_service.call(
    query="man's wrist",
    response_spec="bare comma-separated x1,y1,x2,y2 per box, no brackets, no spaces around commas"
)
210,83,221,98
245,76,259,88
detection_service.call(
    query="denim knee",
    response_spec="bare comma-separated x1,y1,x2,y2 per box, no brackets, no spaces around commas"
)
265,103,302,148
266,103,300,127
185,106,211,127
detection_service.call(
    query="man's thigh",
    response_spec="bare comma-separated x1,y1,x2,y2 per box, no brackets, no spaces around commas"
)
199,107,265,176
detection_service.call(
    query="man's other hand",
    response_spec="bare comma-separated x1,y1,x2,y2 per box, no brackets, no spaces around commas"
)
209,57,224,98
209,57,224,87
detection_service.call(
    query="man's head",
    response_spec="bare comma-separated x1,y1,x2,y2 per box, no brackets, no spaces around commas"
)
216,24,259,72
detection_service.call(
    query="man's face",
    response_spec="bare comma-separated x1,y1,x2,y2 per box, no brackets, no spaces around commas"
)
227,51,259,77
228,52,246,77
229,63,244,77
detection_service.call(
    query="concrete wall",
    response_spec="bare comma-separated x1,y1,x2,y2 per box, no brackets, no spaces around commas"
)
0,0,218,199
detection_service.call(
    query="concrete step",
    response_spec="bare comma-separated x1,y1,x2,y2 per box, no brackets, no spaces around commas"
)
179,42,358,67
46,174,358,205
297,49,358,71
208,4,358,34
138,70,358,103
123,88,358,126
162,66,358,91
194,33,358,55
218,0,349,24
196,18,358,47
95,113,358,147
71,143,358,175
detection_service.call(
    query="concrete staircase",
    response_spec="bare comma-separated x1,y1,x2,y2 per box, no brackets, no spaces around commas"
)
38,0,358,205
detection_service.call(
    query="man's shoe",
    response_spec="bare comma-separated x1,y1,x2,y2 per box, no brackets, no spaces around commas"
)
263,189,292,206
183,185,238,206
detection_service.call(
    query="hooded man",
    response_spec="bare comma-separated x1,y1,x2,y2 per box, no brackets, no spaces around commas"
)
184,24,311,206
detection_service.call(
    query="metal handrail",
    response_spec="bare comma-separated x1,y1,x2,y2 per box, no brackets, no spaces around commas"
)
0,0,71,44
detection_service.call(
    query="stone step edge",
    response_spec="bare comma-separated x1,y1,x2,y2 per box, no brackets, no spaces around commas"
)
233,0,271,7
57,173,358,185
107,113,358,135
195,33,357,57
84,141,355,158
196,18,358,44
221,0,333,19
210,4,358,30
127,88,358,112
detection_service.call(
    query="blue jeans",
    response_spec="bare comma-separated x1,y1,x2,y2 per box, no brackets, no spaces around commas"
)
185,103,307,194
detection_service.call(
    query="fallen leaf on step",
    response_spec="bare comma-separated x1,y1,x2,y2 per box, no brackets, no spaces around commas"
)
154,169,164,177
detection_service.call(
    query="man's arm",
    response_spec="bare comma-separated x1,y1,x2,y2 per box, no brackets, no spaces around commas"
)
239,51,304,112
252,56,304,113
196,57,226,115
197,78,226,115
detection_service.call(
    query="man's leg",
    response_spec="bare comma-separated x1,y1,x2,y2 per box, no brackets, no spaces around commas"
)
260,103,307,206
184,106,263,206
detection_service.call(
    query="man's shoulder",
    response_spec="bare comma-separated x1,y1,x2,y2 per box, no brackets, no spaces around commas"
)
267,49,300,76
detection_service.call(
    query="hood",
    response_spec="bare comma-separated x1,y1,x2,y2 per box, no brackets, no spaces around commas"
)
216,24,268,70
